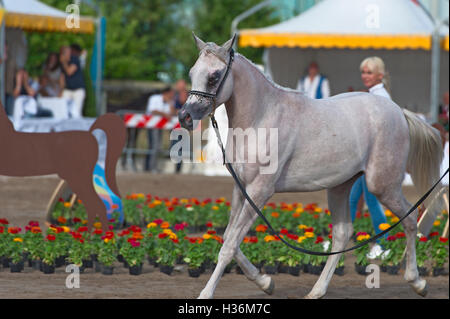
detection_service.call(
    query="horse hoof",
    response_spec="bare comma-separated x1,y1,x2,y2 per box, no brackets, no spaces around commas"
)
260,275,274,295
411,279,428,297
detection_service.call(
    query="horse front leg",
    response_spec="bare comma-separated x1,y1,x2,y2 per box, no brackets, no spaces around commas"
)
198,183,273,299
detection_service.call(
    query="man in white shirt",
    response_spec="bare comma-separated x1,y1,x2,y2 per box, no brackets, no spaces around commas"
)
297,62,330,99
145,87,176,171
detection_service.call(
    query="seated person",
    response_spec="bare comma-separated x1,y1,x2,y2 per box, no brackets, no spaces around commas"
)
12,69,40,122
39,52,65,97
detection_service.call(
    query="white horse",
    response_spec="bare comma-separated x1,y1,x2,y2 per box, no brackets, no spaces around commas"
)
178,34,443,299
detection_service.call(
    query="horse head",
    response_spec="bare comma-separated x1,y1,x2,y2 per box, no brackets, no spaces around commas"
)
178,33,236,130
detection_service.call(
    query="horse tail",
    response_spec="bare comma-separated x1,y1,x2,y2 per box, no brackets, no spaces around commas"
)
403,109,443,196
90,113,127,197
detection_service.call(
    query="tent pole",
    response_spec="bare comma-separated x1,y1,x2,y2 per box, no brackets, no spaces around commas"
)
95,16,102,115
231,0,273,52
430,24,441,124
0,8,5,107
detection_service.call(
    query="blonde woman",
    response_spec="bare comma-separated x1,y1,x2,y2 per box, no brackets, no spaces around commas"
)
350,57,390,259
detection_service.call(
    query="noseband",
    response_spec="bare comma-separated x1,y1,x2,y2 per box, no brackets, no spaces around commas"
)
188,49,235,114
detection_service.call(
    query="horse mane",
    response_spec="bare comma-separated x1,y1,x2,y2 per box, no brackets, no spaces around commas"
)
235,53,303,95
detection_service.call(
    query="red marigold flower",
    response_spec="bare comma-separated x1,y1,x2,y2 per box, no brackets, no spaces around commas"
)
215,198,224,203
363,213,370,218
93,229,103,235
105,231,114,238
0,226,4,234
0,218,9,225
73,217,81,223
250,236,258,243
28,221,39,227
328,234,333,239
355,211,362,219
78,226,88,233
280,228,289,235
130,225,142,233
188,237,197,244
315,236,324,244
171,238,180,244
439,237,449,243
46,234,56,241
206,222,213,228
174,223,185,231
167,206,174,212
387,235,397,241
419,236,428,242
429,231,439,237
255,224,268,233
158,233,168,239
304,227,314,233
108,225,114,230
207,230,216,235
356,232,368,236
328,224,333,229
225,201,230,207
396,232,406,238
287,233,299,241
8,227,21,234
153,219,163,225
130,240,141,247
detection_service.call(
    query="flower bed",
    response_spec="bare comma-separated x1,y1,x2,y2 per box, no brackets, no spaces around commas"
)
0,196,448,277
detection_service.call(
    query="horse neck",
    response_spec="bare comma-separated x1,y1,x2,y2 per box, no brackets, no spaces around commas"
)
225,55,272,129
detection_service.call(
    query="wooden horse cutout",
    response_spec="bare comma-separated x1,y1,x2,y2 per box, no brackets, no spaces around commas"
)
0,103,126,231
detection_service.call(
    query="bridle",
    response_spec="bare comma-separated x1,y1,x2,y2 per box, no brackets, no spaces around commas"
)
188,48,235,116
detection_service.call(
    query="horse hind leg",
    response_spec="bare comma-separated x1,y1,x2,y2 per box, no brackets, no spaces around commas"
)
306,176,357,299
378,189,427,296
235,248,274,295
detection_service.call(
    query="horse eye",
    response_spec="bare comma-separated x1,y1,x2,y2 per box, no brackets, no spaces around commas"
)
208,72,221,86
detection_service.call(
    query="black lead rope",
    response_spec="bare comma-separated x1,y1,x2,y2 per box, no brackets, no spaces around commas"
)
211,115,449,256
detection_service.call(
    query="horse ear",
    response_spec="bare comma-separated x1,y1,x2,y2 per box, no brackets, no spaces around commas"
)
192,32,206,51
222,34,237,52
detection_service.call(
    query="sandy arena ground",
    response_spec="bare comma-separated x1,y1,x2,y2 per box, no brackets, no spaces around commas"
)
0,172,448,299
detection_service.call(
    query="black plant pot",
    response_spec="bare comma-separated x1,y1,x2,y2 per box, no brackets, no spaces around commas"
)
224,263,233,274
386,265,400,275
288,265,301,277
264,264,278,275
123,260,129,269
82,258,93,268
302,263,310,273
117,254,124,263
278,263,289,274
235,266,245,275
55,256,66,268
188,267,202,278
31,259,42,270
101,265,114,275
309,264,324,275
354,263,367,275
380,265,387,272
432,267,444,277
334,266,345,276
176,255,185,265
9,261,24,273
159,265,174,276
129,264,143,276
42,263,55,274
2,257,11,268
94,261,102,273
418,266,428,277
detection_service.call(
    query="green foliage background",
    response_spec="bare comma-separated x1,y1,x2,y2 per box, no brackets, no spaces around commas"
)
24,0,281,114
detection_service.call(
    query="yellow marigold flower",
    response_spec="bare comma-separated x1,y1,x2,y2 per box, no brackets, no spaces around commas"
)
63,202,72,208
147,222,157,228
180,198,189,204
314,207,322,213
49,226,58,233
264,235,276,242
93,222,102,229
169,233,178,240
384,210,393,217
13,237,23,242
160,221,170,229
153,200,162,206
295,207,304,214
391,216,400,223
304,232,315,238
433,220,441,227
442,209,448,215
163,229,173,235
62,226,71,233
357,234,371,241
82,220,88,225
378,223,391,231
203,234,212,240
137,193,145,198
297,236,307,243
298,224,308,230
212,206,219,211
104,238,110,243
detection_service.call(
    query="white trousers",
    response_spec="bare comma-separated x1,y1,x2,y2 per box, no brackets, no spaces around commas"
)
62,88,86,119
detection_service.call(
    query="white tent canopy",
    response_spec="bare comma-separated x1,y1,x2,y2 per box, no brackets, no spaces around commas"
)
240,0,449,114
